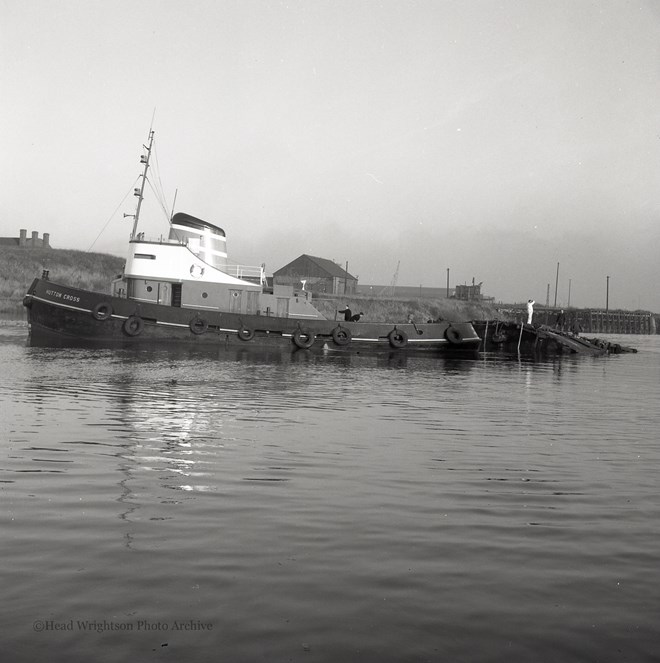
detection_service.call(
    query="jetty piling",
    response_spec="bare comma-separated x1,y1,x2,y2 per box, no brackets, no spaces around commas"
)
525,308,655,335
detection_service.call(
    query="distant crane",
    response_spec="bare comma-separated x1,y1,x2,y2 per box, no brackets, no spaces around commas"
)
379,260,400,297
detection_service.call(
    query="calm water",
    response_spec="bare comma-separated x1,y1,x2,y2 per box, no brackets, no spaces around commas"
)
2,319,659,662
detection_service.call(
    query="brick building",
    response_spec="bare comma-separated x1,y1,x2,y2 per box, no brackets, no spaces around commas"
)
0,229,51,248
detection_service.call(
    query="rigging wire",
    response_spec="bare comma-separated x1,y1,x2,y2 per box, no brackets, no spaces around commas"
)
86,131,174,253
146,177,170,220
151,139,171,219
86,176,140,252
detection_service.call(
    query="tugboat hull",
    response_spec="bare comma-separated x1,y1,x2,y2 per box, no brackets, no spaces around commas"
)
25,278,481,354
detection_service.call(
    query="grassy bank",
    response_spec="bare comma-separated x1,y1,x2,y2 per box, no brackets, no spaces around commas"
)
1,246,501,321
0,246,124,311
312,294,501,324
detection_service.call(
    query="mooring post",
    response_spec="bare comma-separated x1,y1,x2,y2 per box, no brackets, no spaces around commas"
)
606,275,610,313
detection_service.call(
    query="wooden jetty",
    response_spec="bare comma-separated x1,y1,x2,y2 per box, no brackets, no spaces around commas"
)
472,320,638,356
502,307,656,335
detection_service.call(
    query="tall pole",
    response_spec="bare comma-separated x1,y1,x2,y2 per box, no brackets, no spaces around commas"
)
606,275,610,313
567,278,572,307
446,268,450,298
553,262,559,308
131,129,154,240
546,283,550,307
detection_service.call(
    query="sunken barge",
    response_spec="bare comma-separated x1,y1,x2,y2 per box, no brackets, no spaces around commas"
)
472,320,638,357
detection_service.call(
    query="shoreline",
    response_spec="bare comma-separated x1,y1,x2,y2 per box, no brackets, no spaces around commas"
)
3,246,657,330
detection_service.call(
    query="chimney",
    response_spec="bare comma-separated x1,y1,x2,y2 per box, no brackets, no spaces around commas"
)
19,229,27,247
31,231,38,246
43,233,50,248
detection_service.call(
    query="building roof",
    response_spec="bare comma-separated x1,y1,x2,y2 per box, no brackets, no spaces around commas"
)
275,254,357,280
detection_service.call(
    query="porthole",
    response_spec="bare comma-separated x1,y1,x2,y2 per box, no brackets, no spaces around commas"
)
202,292,208,299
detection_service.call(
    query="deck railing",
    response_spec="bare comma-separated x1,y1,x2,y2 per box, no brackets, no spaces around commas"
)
223,263,265,283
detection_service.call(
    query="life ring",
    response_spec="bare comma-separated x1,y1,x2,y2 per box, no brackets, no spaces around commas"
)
189,317,208,335
237,326,255,341
92,302,113,321
292,329,315,349
332,326,352,346
123,315,144,337
445,326,463,344
388,328,408,348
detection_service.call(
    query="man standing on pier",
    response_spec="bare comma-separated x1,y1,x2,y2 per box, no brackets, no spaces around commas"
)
571,316,582,337
526,299,535,324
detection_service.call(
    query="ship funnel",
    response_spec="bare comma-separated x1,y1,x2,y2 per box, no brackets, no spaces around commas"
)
169,212,228,271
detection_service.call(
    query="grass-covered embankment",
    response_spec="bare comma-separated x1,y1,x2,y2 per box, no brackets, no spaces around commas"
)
0,246,124,311
312,294,500,324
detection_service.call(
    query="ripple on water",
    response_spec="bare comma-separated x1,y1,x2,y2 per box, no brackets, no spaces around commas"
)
1,329,659,661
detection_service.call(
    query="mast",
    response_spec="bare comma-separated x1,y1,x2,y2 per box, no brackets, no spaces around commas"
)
131,130,154,240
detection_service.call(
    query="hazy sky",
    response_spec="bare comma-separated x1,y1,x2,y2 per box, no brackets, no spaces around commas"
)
2,0,659,310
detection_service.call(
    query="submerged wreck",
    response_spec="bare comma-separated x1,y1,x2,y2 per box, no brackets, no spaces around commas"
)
472,321,638,356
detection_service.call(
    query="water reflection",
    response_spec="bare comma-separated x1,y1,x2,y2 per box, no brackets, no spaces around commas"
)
26,330,480,368
9,339,482,515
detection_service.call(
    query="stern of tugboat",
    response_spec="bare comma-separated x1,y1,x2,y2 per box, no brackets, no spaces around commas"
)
441,320,482,352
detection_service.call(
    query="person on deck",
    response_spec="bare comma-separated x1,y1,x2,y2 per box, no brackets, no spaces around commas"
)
338,305,352,322
555,309,566,330
526,299,535,325
571,318,582,337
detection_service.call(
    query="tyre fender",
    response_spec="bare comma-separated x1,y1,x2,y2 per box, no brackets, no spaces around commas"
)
237,326,255,341
189,317,208,335
332,325,352,346
92,302,113,321
388,328,408,348
445,326,463,344
292,329,315,349
123,315,144,337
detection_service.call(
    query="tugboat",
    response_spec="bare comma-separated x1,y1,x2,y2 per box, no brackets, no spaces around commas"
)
23,131,481,353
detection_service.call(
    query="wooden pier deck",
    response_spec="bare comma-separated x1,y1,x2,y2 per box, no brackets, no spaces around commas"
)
501,308,656,335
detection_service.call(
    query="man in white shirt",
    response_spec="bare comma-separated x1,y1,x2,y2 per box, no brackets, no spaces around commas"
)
526,299,535,324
